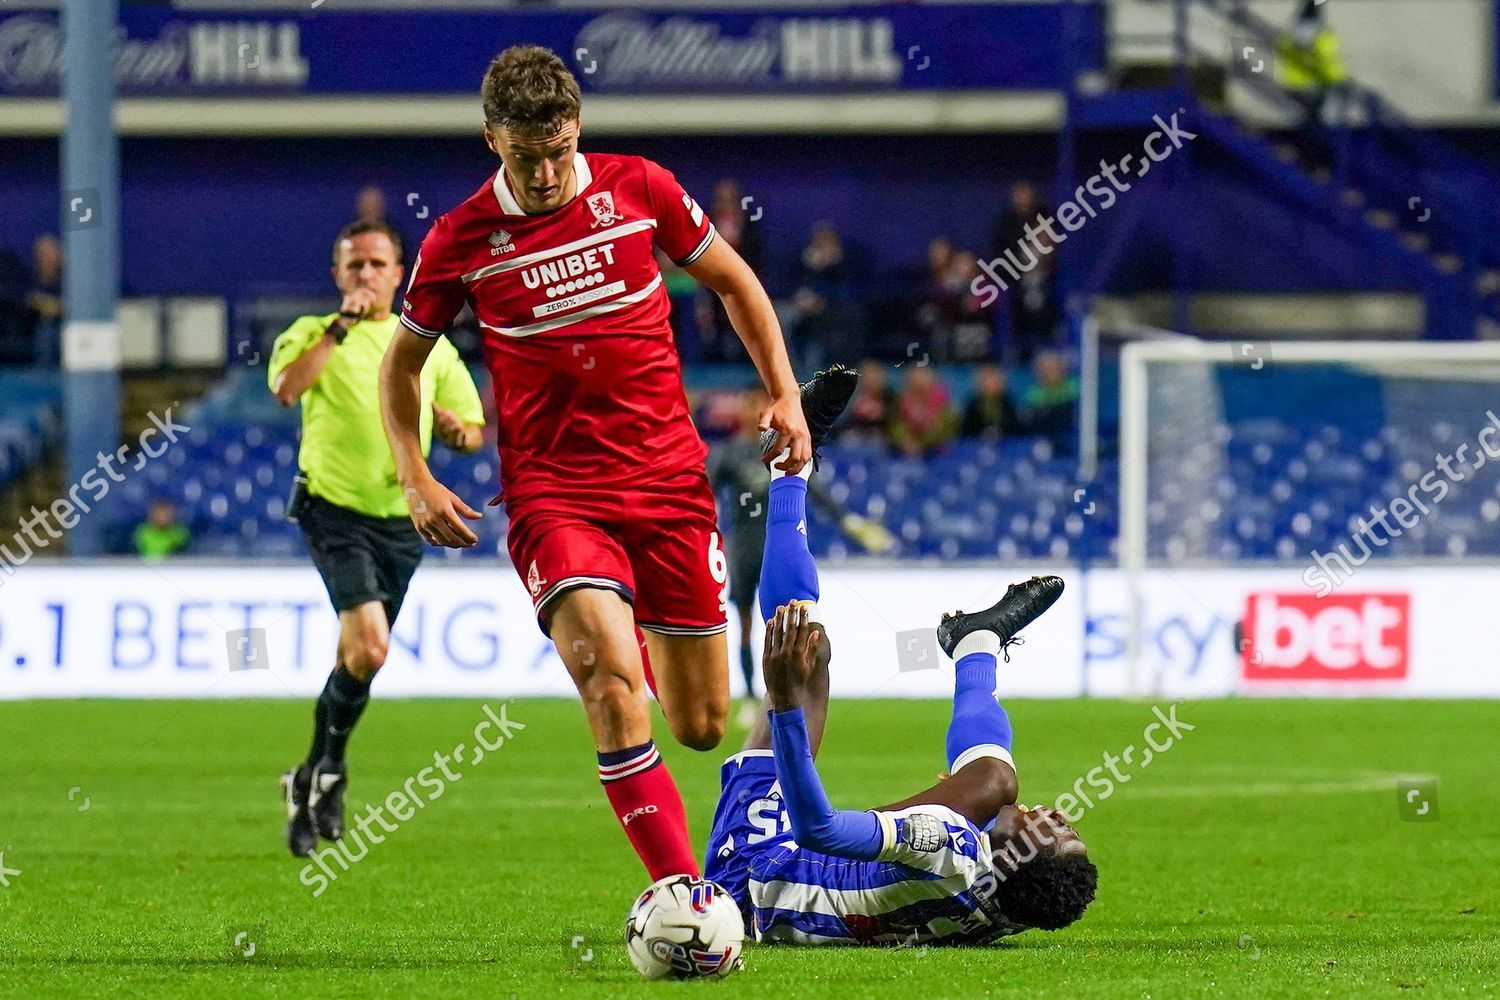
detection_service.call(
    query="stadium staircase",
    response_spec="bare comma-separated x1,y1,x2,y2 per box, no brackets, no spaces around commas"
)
1062,0,1500,340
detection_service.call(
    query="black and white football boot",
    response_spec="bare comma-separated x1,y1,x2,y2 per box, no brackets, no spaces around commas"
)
759,364,860,469
936,575,1065,660
280,764,317,858
308,758,348,842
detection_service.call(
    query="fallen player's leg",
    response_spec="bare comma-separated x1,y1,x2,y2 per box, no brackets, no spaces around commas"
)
706,365,1096,944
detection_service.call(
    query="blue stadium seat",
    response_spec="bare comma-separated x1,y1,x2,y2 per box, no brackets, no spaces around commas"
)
106,413,1500,563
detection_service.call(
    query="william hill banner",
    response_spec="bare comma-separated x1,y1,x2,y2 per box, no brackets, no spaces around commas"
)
0,4,1104,96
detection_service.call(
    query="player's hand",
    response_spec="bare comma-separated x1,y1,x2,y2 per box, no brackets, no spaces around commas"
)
759,393,812,475
336,287,381,327
432,404,466,450
403,474,481,548
763,603,821,711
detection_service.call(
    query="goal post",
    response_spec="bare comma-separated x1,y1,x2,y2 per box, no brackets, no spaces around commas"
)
1117,338,1500,696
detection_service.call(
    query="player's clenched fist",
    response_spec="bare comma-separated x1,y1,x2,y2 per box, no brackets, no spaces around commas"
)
337,286,382,326
403,474,481,548
759,393,812,475
432,404,468,450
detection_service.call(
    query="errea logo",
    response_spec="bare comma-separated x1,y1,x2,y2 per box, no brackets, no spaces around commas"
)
489,230,515,256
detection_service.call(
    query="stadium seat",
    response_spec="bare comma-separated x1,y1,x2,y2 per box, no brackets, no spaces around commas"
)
99,413,1500,563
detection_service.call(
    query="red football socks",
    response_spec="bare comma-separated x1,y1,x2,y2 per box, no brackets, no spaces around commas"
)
598,740,700,880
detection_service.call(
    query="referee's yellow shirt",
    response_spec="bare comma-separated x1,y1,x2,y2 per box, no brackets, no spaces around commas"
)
268,313,485,519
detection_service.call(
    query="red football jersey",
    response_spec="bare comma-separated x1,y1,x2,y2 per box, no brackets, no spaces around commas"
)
400,153,717,504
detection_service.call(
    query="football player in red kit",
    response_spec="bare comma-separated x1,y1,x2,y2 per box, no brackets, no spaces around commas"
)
379,45,814,881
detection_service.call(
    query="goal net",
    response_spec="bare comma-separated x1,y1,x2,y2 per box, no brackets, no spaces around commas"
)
1115,339,1500,695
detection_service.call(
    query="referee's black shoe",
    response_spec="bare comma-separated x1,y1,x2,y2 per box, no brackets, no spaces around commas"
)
936,575,1065,659
280,764,317,857
308,758,348,842
760,363,860,465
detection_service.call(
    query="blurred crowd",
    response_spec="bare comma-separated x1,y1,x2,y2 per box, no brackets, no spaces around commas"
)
835,352,1077,457
666,177,1064,371
5,179,1078,455
695,352,1078,468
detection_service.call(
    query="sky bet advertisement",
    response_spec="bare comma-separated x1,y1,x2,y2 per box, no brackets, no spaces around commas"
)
0,4,1103,97
4,565,1500,699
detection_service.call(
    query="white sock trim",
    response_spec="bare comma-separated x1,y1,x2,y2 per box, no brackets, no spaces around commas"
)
952,743,1015,778
768,447,812,481
777,599,822,630
954,631,1001,660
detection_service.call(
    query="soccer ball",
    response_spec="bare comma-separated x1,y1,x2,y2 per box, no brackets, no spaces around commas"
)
623,875,745,980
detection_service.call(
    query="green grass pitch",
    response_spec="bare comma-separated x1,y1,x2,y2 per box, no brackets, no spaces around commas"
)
2,697,1496,997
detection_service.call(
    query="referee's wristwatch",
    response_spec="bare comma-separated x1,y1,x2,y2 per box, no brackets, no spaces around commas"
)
326,316,353,345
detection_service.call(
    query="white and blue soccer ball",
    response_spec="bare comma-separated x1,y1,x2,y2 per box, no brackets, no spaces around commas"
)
623,875,745,980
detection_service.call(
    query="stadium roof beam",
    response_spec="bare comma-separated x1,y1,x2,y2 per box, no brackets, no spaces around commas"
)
0,93,1065,137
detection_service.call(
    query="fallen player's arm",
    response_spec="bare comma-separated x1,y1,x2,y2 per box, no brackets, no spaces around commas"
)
770,706,884,859
765,604,883,859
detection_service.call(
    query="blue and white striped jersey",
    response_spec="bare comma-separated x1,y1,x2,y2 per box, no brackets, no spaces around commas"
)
704,751,1026,946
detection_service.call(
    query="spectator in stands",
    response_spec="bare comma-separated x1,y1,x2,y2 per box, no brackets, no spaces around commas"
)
26,234,63,367
1278,0,1349,126
789,222,859,369
1026,351,1079,453
913,237,959,361
694,178,766,361
355,185,388,226
0,242,31,366
134,498,191,561
709,178,764,276
1010,229,1060,364
946,251,998,361
962,362,1024,440
993,180,1049,262
840,359,897,444
917,236,954,299
890,366,958,458
354,186,407,264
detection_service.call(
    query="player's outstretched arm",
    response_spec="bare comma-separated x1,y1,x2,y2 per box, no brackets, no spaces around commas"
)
379,326,481,547
684,238,810,473
764,604,883,860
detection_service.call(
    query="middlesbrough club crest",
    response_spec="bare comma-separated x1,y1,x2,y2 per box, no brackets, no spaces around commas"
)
527,560,546,598
587,191,624,229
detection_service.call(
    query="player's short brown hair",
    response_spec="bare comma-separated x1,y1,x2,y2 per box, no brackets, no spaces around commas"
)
331,220,404,266
481,45,582,136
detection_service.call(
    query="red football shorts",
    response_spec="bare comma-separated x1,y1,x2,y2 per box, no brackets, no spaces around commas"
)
505,468,729,638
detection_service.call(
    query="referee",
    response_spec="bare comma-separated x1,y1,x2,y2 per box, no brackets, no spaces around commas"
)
269,220,485,857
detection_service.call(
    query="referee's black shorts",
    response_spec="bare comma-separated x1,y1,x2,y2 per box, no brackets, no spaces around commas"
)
300,494,423,625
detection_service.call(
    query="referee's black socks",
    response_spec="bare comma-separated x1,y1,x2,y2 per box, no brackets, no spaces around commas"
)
309,666,371,768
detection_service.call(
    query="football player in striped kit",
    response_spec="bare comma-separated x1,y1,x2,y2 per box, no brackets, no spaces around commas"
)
703,445,1098,944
